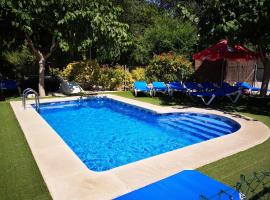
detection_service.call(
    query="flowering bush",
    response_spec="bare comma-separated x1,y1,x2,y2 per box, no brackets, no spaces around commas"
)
145,53,193,82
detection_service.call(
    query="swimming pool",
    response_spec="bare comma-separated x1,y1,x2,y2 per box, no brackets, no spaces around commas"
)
38,97,240,172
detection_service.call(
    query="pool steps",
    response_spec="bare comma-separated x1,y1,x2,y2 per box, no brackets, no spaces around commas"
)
176,117,232,133
170,120,225,137
186,115,235,129
161,121,212,141
160,115,235,141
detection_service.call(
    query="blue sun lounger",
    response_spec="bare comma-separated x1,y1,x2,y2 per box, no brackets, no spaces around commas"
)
236,82,270,93
133,81,150,96
200,82,219,91
151,82,168,97
168,82,187,96
184,81,203,92
0,79,18,90
189,84,242,105
114,170,241,200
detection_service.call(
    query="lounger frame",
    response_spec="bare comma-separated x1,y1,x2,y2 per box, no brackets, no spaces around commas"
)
195,90,242,105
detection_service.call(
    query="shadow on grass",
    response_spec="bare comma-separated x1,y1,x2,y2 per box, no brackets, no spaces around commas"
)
152,92,270,119
250,187,270,200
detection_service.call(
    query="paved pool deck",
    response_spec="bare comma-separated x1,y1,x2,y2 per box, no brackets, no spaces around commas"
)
10,95,270,200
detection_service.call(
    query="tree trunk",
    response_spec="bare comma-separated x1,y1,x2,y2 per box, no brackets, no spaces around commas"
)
258,43,270,96
260,58,270,96
25,34,56,97
38,56,46,97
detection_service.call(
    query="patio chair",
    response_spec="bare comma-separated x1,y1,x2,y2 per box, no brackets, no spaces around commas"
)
168,82,187,96
189,85,242,105
151,82,169,97
133,81,151,97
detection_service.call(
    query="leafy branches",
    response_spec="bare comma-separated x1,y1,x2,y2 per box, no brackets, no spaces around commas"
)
131,15,198,65
57,0,131,61
0,0,131,95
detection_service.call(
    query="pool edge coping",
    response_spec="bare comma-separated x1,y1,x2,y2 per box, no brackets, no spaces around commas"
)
10,95,270,200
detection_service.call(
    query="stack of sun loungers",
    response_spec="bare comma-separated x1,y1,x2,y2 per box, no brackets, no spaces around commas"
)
133,81,243,105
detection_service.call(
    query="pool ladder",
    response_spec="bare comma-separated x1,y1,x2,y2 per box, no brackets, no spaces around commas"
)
22,88,40,111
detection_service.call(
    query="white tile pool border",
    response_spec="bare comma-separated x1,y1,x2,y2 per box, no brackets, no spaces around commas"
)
10,94,270,200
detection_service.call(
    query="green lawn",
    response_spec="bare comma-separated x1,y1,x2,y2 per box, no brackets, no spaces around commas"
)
0,102,52,200
0,92,269,199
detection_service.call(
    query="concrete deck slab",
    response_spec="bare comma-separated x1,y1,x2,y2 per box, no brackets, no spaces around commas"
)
10,94,270,200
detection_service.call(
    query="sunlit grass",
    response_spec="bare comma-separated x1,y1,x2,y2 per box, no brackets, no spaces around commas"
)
0,102,52,200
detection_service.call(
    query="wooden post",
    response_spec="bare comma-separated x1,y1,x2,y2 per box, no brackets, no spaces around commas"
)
124,65,127,91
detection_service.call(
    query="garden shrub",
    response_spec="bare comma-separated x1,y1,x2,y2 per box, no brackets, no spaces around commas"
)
95,66,133,90
109,66,133,90
61,60,133,90
131,67,146,81
145,53,193,82
98,67,114,90
60,60,101,90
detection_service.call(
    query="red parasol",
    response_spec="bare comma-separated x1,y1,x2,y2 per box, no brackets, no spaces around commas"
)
193,39,257,61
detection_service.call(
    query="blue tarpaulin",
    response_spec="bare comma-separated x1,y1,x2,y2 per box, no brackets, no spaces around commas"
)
115,170,240,200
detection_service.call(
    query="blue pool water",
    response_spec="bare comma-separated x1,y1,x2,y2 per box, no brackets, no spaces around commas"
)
38,97,240,172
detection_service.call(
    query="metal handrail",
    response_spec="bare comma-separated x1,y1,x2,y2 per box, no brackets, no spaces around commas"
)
22,88,40,111
22,88,34,107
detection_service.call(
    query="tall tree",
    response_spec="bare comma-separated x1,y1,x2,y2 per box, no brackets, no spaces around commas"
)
0,0,130,96
115,0,159,37
132,15,198,64
113,0,160,65
199,0,270,95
